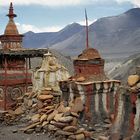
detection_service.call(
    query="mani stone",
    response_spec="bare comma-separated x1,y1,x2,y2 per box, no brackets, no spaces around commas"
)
128,75,139,86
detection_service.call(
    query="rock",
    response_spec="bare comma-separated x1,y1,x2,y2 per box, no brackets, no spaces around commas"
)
68,135,76,139
35,125,42,133
55,130,73,136
7,110,15,115
76,76,85,82
20,122,40,132
12,129,18,133
45,106,54,110
40,114,47,122
83,131,92,138
57,103,71,113
131,86,138,93
42,121,49,127
28,99,33,107
99,136,109,140
31,114,40,122
71,97,84,113
75,133,85,140
47,110,58,121
136,82,140,89
24,129,34,134
41,90,52,95
48,124,58,131
44,87,52,91
54,113,63,122
37,95,53,101
14,106,24,115
71,112,79,118
37,100,44,109
128,75,139,86
58,116,73,123
50,121,68,128
63,126,77,132
70,117,78,126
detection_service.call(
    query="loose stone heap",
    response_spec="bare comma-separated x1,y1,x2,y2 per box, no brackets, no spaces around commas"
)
2,87,95,140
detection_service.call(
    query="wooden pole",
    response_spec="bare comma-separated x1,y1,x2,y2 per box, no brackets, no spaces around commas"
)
85,9,89,49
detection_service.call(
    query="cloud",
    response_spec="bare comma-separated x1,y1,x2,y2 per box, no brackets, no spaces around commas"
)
0,0,139,8
115,0,140,7
0,0,90,6
16,23,63,33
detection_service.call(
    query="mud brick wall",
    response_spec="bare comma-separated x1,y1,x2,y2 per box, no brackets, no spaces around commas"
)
110,87,140,140
60,80,120,125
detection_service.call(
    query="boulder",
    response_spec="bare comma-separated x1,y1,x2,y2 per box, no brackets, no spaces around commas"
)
128,75,139,86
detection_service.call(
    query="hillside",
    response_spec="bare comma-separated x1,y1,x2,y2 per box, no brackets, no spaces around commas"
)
108,52,140,83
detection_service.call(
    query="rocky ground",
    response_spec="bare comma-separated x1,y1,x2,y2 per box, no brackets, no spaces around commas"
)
0,123,56,140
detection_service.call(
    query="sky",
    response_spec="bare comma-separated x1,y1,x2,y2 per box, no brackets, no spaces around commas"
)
0,0,139,34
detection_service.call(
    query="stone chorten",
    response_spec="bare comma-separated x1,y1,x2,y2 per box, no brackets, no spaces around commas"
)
73,48,107,82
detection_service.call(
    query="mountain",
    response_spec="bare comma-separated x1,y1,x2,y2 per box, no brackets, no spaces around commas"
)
108,52,140,83
50,8,140,57
23,8,140,58
23,23,84,48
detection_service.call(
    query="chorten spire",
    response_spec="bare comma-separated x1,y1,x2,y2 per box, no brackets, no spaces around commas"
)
0,2,23,50
7,2,17,19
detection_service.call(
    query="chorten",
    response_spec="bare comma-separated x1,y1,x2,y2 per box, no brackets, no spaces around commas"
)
0,2,23,50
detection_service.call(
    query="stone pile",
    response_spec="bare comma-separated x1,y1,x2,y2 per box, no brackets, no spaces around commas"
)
3,88,94,140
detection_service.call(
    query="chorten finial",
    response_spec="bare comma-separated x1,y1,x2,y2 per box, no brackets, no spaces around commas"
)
7,2,17,19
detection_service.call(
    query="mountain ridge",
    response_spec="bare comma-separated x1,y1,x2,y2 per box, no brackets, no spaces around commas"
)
23,8,140,57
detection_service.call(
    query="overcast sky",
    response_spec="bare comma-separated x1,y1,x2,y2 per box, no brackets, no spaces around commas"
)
0,0,139,33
